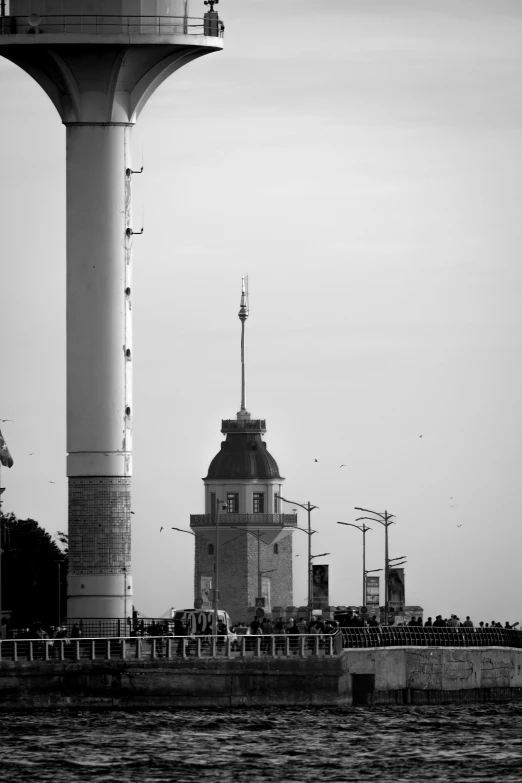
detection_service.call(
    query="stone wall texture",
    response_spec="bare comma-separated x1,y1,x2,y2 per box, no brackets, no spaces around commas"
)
194,531,293,623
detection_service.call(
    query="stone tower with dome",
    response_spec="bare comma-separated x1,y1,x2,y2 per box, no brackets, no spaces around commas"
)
190,280,297,623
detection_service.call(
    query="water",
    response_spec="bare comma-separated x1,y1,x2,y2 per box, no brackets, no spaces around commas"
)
1,705,522,782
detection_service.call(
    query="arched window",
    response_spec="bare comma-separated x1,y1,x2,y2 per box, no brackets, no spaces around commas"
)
273,544,279,555
208,544,214,555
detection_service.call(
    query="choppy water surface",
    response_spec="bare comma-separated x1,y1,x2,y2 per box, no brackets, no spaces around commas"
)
1,705,522,782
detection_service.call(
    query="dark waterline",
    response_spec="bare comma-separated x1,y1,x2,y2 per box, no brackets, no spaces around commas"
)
1,704,522,782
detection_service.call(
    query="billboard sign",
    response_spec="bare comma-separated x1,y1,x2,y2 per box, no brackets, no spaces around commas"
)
261,577,271,612
388,568,405,605
200,576,213,608
312,564,329,607
366,576,380,606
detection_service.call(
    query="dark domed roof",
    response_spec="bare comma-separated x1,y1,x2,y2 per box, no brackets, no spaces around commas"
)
206,433,282,480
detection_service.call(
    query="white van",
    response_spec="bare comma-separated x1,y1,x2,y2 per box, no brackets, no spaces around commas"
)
173,609,235,638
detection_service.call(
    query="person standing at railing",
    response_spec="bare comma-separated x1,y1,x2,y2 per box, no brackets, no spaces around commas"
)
274,618,285,654
261,617,273,654
316,617,327,650
286,617,300,653
307,617,319,651
217,619,227,651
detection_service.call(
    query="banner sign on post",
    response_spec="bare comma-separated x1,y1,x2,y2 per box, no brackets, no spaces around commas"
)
312,564,329,607
388,568,405,605
200,576,213,608
366,576,380,607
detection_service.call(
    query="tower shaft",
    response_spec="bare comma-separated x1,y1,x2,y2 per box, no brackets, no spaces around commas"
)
66,123,133,619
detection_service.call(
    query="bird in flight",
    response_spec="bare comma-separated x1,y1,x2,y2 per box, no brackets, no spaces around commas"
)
160,526,164,532
131,511,135,515
49,481,55,484
419,435,423,438
29,453,35,456
314,458,318,462
0,419,14,423
340,464,346,468
457,524,462,528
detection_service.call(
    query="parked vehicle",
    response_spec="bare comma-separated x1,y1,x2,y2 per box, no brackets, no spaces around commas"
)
173,609,235,639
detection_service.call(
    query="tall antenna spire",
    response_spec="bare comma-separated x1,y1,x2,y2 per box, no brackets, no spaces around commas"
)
238,275,249,418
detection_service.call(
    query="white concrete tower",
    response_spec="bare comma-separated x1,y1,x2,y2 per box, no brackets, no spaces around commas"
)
0,0,223,624
190,279,297,623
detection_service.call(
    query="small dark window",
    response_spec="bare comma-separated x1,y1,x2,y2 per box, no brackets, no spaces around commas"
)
208,544,214,555
210,493,216,516
273,544,279,555
274,494,279,513
227,493,239,513
253,493,264,513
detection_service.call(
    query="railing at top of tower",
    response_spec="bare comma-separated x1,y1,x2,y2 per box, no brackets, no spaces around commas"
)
0,15,224,38
190,513,298,528
222,419,266,432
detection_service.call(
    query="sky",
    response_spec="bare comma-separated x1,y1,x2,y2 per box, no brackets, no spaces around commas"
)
1,0,522,624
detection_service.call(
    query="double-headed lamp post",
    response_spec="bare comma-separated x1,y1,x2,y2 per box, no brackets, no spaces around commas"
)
275,494,319,622
337,521,371,606
354,507,395,626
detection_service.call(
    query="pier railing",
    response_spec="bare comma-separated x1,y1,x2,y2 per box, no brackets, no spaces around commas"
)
0,15,224,37
340,626,522,649
0,634,339,662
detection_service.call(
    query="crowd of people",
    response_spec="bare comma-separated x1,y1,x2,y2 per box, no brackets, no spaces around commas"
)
235,616,339,636
333,608,520,630
420,615,518,629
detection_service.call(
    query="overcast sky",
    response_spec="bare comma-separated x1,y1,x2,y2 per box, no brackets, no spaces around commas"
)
1,0,522,624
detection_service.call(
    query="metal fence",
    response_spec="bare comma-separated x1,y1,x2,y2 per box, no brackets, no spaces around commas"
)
0,634,339,662
5,627,520,663
0,15,224,37
340,626,522,649
190,513,298,528
65,618,182,638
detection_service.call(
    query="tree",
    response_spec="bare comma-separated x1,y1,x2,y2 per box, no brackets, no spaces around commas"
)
0,512,67,629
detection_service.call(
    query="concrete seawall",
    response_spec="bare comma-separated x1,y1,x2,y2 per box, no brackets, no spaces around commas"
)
1,647,522,709
343,646,522,705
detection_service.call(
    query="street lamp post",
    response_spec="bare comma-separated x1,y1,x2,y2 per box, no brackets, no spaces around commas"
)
354,507,395,625
337,521,372,606
57,561,62,626
211,498,227,636
0,486,4,631
275,495,318,622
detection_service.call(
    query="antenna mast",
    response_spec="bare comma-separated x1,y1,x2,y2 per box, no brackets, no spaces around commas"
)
238,276,249,416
